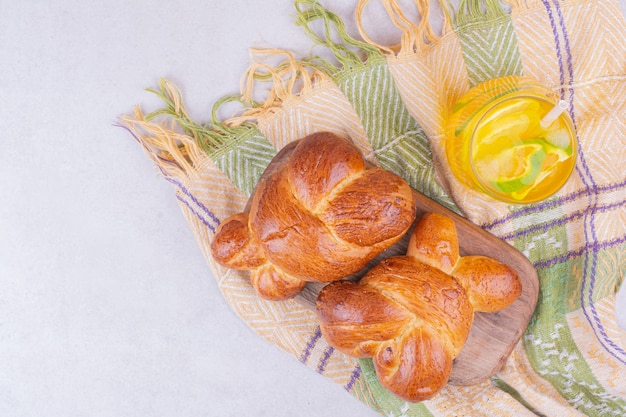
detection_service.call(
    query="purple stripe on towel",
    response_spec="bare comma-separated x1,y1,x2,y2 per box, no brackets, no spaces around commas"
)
317,346,335,373
549,0,625,362
300,326,323,364
175,195,217,233
532,235,626,270
542,0,565,88
482,180,626,231
500,198,626,242
538,0,626,364
585,234,626,363
115,123,182,176
165,177,221,228
549,0,595,192
344,364,362,392
115,123,222,230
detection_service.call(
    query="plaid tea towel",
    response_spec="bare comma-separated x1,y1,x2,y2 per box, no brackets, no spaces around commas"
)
120,0,626,415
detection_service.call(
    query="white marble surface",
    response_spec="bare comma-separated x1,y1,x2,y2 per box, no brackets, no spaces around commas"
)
1,1,624,416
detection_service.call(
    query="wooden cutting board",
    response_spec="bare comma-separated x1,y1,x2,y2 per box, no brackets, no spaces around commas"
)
246,140,539,386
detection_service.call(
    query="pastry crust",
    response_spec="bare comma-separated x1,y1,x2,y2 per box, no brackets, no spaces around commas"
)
316,212,522,402
210,132,416,300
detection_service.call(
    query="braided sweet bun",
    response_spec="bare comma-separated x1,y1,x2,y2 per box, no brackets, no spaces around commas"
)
210,132,416,300
316,212,522,402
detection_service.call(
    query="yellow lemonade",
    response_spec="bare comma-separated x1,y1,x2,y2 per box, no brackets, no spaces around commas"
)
445,76,577,204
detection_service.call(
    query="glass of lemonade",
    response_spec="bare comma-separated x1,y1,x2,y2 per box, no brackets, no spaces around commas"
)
445,76,577,204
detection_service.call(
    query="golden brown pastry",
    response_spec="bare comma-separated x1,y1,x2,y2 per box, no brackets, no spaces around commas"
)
316,212,522,402
210,132,416,300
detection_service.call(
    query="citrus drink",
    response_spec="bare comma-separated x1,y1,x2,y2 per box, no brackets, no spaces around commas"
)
445,76,577,204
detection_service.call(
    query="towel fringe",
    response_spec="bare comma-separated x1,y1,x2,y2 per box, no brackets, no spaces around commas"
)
294,0,383,72
354,0,519,56
118,79,258,177
451,0,509,27
118,106,199,179
356,0,453,56
231,48,334,124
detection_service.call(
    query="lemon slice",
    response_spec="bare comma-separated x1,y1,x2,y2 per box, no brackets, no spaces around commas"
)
507,139,575,200
474,142,547,194
475,113,530,148
510,169,553,201
525,138,573,162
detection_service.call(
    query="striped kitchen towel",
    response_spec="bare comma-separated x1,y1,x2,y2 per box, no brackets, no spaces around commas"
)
120,0,626,415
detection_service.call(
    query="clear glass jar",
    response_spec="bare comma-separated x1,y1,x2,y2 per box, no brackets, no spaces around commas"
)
445,76,577,204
